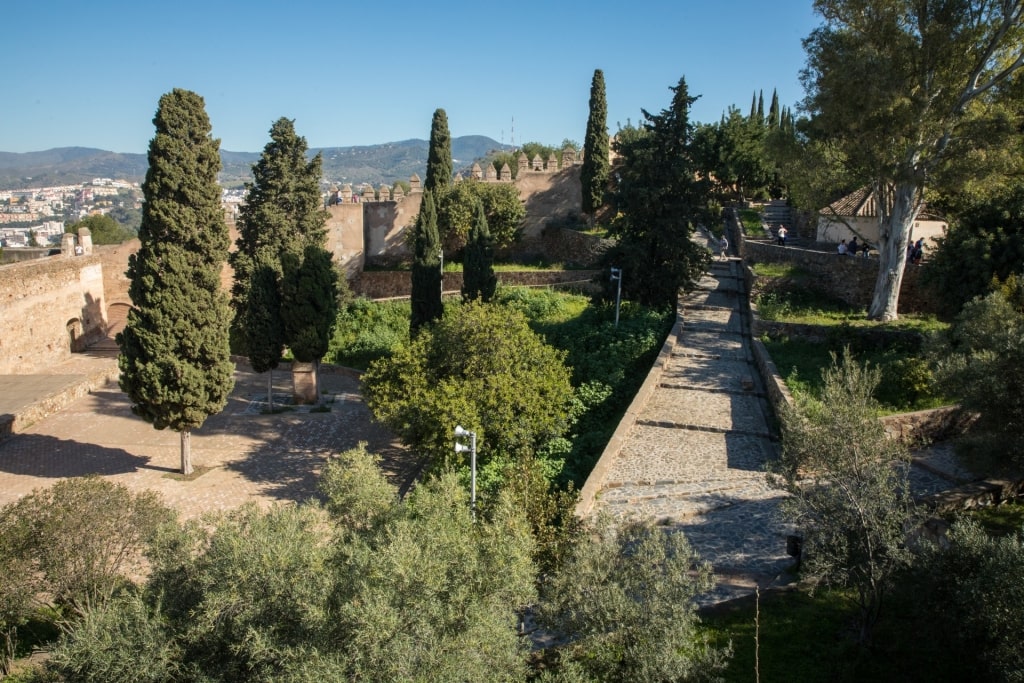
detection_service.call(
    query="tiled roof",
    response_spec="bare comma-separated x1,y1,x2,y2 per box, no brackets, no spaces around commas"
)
821,187,874,216
821,186,944,223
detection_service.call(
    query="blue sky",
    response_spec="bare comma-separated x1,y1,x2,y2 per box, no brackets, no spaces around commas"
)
2,1,821,155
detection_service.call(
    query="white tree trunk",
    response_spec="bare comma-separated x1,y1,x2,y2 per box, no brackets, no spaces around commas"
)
180,429,193,476
868,183,918,321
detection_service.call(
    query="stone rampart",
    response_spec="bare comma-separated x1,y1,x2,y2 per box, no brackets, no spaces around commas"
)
0,254,107,374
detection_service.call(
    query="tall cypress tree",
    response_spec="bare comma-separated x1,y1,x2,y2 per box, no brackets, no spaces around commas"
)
581,68,610,218
749,92,758,120
768,88,780,129
117,89,234,475
424,109,452,195
606,77,709,308
461,199,497,303
756,90,765,125
280,244,338,403
410,190,443,334
230,118,331,401
245,259,284,409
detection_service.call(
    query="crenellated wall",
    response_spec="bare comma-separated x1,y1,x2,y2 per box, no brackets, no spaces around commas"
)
0,255,108,373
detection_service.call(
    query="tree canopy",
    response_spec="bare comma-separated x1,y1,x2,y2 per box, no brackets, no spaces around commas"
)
581,68,610,217
409,189,443,335
771,352,917,644
934,274,1024,471
606,76,712,309
461,199,497,302
799,0,1024,319
230,117,329,366
362,301,574,483
66,213,134,245
117,88,235,475
435,179,524,251
424,108,452,195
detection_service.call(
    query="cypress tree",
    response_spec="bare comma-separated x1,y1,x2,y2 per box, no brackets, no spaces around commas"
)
117,89,234,475
424,109,452,195
280,244,338,403
410,190,443,334
756,90,765,125
581,68,610,218
245,259,285,409
749,92,758,120
230,118,331,401
461,199,497,303
768,88,780,129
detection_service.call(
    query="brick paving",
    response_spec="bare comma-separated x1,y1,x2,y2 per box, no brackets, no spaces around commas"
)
0,357,415,520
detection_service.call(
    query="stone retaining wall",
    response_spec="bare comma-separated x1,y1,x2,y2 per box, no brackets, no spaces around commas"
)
351,270,601,299
0,255,108,374
743,239,940,314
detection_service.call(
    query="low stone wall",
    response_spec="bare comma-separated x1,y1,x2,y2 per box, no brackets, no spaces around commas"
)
0,254,108,374
575,304,684,518
743,240,940,314
351,270,601,300
879,406,974,445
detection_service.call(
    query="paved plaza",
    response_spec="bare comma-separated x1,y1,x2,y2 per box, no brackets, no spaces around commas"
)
0,356,414,520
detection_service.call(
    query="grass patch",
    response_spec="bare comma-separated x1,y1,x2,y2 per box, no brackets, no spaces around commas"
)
702,583,980,682
968,499,1024,536
762,336,948,413
162,465,214,481
751,262,813,279
739,208,767,238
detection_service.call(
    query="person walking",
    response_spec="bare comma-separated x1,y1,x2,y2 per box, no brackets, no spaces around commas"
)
777,225,788,246
719,235,729,261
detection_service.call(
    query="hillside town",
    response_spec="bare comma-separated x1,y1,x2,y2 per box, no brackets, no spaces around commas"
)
0,178,140,248
0,179,252,249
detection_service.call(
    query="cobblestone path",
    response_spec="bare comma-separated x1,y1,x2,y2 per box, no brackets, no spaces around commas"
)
586,245,966,605
589,255,796,603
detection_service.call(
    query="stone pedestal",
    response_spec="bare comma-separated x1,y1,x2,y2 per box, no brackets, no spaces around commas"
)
291,361,319,405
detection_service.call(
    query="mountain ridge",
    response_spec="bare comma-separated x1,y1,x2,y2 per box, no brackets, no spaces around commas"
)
0,136,509,190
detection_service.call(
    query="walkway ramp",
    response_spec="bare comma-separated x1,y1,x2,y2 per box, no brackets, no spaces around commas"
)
586,257,794,604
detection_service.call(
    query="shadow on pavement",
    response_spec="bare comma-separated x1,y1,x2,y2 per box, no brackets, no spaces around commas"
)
0,433,175,478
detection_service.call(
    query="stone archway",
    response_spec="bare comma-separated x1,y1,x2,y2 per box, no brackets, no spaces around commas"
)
66,318,86,352
105,302,132,337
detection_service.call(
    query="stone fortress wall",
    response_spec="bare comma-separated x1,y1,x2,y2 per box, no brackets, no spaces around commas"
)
0,248,106,374
329,147,583,273
0,149,585,373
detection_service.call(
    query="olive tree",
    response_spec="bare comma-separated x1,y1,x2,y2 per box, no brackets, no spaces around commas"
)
770,352,919,645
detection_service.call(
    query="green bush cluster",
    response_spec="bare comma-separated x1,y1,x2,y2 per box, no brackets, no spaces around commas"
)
329,298,410,370
3,451,728,682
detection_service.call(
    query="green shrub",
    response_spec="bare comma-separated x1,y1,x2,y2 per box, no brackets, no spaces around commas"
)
329,297,410,370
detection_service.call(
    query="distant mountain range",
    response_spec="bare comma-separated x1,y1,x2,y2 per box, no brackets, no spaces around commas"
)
0,136,509,190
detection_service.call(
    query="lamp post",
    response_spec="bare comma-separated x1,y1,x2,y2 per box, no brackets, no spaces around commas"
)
610,267,622,327
454,425,477,519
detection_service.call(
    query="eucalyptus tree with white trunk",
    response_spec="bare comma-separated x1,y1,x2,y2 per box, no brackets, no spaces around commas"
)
801,0,1024,320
